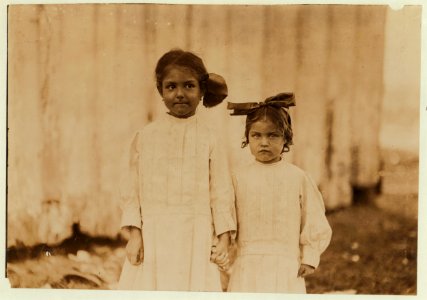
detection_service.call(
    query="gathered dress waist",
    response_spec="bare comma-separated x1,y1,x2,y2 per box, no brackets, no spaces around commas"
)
238,240,299,257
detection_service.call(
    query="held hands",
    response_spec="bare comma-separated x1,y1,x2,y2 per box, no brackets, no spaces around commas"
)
125,227,144,265
210,232,230,272
297,264,315,278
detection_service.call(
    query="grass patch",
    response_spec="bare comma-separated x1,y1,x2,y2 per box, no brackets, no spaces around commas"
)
306,203,417,294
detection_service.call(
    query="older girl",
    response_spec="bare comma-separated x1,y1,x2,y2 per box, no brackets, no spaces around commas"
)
118,49,236,291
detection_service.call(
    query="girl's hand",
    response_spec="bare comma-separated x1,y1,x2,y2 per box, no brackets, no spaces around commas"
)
126,227,144,265
210,232,230,271
297,264,315,278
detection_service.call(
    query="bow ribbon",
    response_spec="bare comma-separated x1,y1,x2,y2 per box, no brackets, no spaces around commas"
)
227,92,295,115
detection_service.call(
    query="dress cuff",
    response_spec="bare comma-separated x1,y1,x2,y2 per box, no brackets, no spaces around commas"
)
212,209,237,239
120,209,142,230
301,245,321,268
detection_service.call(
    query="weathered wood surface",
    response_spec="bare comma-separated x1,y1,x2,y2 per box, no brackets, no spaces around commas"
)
8,4,387,247
322,6,357,208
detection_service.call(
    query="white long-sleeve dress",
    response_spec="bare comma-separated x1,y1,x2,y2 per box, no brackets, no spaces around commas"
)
228,159,332,293
118,113,236,291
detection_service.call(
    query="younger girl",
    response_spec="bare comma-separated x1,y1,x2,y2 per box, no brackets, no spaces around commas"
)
226,93,332,293
118,49,236,291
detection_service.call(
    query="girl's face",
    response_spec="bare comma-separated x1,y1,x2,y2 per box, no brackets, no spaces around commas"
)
248,119,285,164
161,66,202,118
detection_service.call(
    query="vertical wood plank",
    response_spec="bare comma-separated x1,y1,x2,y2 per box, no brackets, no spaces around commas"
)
351,6,386,189
8,5,45,247
293,5,329,185
323,5,356,209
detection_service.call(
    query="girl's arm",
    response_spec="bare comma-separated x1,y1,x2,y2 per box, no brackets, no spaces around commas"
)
208,132,236,271
208,132,237,239
120,132,144,264
299,173,332,269
119,131,142,231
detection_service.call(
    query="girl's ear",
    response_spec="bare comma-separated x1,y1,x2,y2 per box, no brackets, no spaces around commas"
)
281,139,289,153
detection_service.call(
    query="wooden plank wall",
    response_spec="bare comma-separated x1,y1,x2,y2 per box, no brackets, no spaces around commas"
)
7,4,386,247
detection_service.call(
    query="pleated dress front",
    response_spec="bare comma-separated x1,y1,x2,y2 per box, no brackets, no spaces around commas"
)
228,159,332,293
118,113,236,291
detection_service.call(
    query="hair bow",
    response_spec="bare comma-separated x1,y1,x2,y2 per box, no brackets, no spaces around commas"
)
227,92,295,116
200,73,228,107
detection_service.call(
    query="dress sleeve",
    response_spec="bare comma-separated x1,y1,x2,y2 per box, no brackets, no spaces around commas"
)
299,173,332,268
119,131,142,231
209,132,237,238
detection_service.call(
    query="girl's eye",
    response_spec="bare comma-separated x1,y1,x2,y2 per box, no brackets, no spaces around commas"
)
164,84,175,90
269,133,280,139
185,83,195,89
250,133,260,139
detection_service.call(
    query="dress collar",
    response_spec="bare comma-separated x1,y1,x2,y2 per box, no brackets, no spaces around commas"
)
162,112,198,125
253,157,285,167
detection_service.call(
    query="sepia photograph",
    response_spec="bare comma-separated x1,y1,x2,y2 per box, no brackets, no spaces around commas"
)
1,0,425,299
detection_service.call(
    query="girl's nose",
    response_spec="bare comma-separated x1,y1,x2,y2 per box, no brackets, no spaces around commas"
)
176,87,184,98
260,136,269,146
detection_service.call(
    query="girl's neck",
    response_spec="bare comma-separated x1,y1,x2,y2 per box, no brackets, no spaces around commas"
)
164,111,197,123
255,156,284,166
167,111,196,119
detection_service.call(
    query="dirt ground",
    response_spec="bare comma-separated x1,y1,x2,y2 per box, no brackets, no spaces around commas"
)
6,149,419,294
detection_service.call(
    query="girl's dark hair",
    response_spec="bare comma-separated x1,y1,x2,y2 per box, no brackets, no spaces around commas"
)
242,106,293,153
155,49,227,108
155,49,207,89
